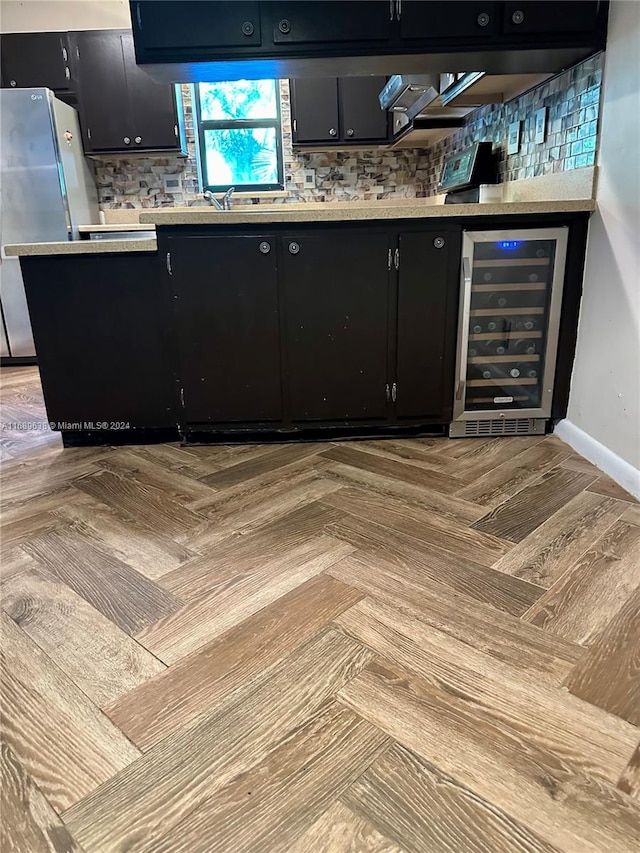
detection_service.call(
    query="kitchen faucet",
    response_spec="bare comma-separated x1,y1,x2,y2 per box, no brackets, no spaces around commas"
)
203,187,235,210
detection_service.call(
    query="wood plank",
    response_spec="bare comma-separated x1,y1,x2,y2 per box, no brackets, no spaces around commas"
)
322,485,512,566
523,521,640,645
0,743,84,853
201,442,325,489
288,801,405,853
63,628,374,853
323,460,484,526
0,613,140,813
472,468,597,543
0,546,41,583
162,501,344,601
621,504,640,526
97,447,219,505
564,587,640,725
75,467,204,537
334,597,638,784
346,439,453,472
53,489,196,580
447,435,544,483
328,558,581,684
152,701,389,853
326,517,543,616
0,446,110,505
587,476,639,504
618,744,640,800
181,472,341,553
338,658,640,853
456,441,572,508
23,528,181,636
2,568,165,707
344,742,560,853
137,535,354,663
491,491,626,587
320,445,463,495
105,573,363,750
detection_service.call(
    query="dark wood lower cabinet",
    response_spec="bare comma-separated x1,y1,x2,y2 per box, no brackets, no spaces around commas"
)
168,235,283,425
395,228,461,421
280,230,392,423
21,253,175,429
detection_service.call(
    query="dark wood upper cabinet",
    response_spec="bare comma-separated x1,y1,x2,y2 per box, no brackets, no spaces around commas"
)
339,77,388,142
168,235,283,425
399,1,499,40
291,76,387,146
281,230,391,424
1,32,74,92
502,2,601,35
394,228,461,422
131,0,261,50
290,78,339,144
75,29,185,154
271,1,391,44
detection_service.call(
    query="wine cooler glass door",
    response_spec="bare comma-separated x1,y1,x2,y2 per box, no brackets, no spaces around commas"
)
454,228,568,421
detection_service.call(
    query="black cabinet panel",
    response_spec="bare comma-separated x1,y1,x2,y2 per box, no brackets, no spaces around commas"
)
169,236,282,424
121,34,179,149
272,1,391,44
395,229,460,421
281,231,391,423
22,253,175,427
339,77,388,142
290,78,339,143
503,2,600,35
399,1,498,40
75,30,130,151
132,1,261,50
1,32,73,91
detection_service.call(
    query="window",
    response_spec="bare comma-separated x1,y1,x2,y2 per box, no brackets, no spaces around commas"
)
194,80,284,191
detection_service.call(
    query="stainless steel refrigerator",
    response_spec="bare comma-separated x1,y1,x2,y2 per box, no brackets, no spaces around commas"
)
0,88,99,359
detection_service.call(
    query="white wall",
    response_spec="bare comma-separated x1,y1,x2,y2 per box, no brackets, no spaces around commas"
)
558,0,640,496
0,0,130,32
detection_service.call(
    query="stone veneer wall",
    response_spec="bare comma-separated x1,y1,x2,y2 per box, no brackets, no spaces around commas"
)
94,53,602,209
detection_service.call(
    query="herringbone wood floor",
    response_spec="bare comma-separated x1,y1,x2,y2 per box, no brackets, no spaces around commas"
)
1,366,639,853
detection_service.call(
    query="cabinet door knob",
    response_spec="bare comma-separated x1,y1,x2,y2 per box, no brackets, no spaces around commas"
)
329,128,337,137
278,19,291,34
135,136,142,144
288,241,300,255
512,9,525,24
62,46,68,61
433,236,445,249
477,12,490,27
259,241,271,254
123,136,131,144
242,21,254,36
65,66,71,80
346,128,354,137
10,80,16,87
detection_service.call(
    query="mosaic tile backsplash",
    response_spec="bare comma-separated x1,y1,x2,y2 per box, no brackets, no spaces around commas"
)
94,53,602,209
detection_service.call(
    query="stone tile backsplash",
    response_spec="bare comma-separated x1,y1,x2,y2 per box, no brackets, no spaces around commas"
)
95,53,602,208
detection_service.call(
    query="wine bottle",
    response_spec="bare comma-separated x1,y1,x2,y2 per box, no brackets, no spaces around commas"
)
512,339,538,355
512,316,537,332
509,364,539,379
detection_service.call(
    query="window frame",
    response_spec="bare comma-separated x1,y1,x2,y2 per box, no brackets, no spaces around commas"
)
193,81,285,193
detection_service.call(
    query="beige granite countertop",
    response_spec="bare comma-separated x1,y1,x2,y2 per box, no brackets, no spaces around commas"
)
139,199,595,226
77,223,156,233
4,238,157,257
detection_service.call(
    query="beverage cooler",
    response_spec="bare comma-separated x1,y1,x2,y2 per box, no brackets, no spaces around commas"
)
450,228,569,437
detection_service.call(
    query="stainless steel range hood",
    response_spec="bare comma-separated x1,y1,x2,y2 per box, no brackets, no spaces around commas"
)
379,74,439,121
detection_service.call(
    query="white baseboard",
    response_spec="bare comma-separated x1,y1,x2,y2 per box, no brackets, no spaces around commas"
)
554,419,640,500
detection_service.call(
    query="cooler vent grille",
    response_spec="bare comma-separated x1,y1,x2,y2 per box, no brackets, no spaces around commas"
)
464,419,535,436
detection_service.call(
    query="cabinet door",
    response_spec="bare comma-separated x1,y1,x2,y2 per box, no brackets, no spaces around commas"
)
1,32,73,91
75,30,130,152
503,2,600,35
339,77,388,142
272,1,391,44
281,231,391,423
132,1,261,50
399,1,498,40
22,253,175,427
395,229,460,421
121,33,179,150
169,236,282,425
291,78,339,143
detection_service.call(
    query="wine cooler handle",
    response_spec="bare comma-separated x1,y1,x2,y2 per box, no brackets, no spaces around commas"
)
456,256,473,406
